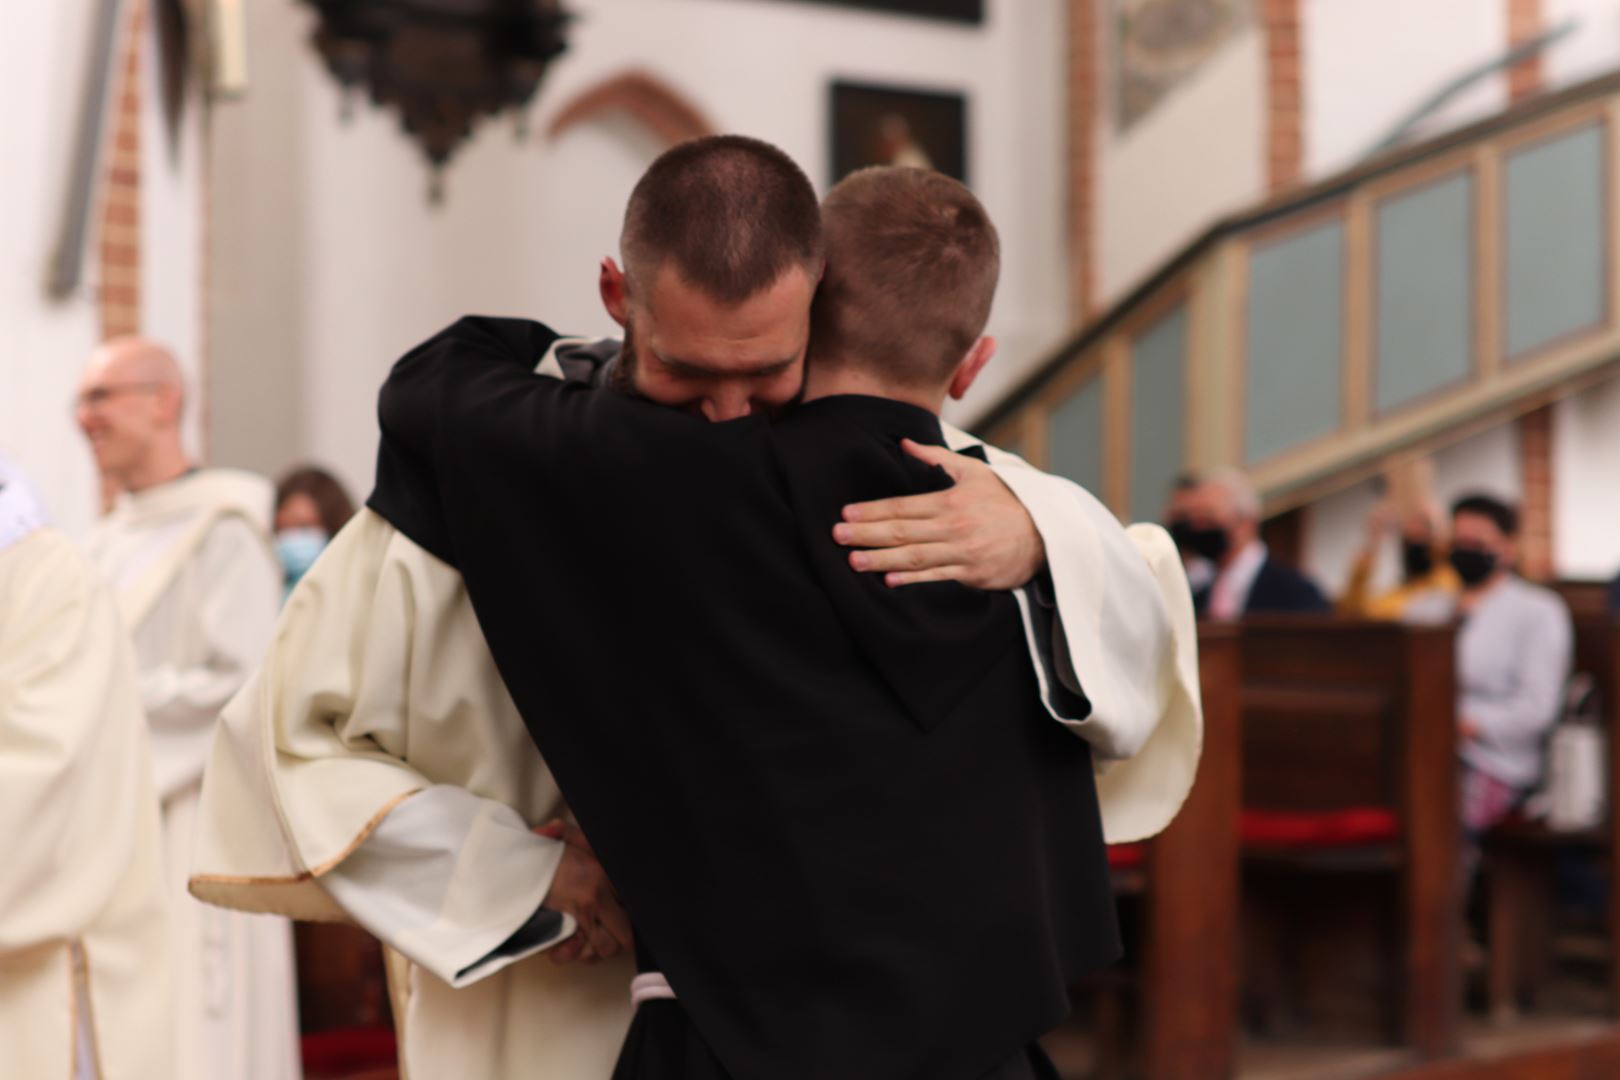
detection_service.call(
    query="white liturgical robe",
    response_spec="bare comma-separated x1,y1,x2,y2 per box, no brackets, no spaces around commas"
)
192,508,636,1080
1,482,172,1080
188,350,1200,1079
87,469,300,1080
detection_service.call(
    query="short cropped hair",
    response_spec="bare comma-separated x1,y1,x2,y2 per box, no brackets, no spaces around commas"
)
620,135,824,304
1452,493,1519,537
810,167,1000,390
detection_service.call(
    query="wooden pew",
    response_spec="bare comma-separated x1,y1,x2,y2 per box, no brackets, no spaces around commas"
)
1484,594,1620,1020
1142,623,1243,1079
1078,624,1241,1079
294,922,397,1078
1238,620,1460,1060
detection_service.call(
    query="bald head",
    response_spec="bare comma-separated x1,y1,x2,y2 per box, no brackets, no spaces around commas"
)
86,337,185,394
77,337,190,492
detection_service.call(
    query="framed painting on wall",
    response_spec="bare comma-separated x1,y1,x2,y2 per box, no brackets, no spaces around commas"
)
750,0,984,25
829,81,968,186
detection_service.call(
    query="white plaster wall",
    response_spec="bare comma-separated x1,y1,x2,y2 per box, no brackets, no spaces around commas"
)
0,1,118,537
1545,0,1620,87
0,4,209,536
207,0,1067,493
1301,422,1524,597
1542,0,1620,583
1094,28,1267,304
1302,0,1508,179
1299,475,1383,597
1553,378,1620,580
140,21,208,461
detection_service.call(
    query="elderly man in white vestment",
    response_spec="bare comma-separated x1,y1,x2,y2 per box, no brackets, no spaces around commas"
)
189,137,1200,1080
75,339,301,1080
0,457,173,1080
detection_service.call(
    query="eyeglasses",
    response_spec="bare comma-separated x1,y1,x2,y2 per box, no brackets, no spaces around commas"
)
73,382,163,414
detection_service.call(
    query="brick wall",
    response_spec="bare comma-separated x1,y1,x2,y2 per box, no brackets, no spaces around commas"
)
1508,0,1553,577
1067,0,1099,323
1506,0,1544,104
1261,0,1303,194
99,0,144,341
1518,404,1555,581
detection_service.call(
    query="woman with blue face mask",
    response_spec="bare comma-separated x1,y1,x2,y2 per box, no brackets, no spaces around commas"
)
273,466,355,602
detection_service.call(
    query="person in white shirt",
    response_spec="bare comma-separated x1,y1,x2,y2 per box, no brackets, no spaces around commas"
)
1435,494,1574,841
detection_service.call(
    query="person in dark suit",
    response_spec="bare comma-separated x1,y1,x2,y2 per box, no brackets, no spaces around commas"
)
1166,468,1330,618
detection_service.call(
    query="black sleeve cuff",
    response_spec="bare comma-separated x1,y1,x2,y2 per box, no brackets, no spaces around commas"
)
455,905,567,980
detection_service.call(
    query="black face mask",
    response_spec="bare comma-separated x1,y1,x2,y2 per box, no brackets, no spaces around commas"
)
1168,519,1230,564
1449,546,1498,588
1402,541,1435,581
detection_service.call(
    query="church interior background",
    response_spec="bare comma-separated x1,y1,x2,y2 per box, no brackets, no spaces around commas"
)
9,0,1620,1076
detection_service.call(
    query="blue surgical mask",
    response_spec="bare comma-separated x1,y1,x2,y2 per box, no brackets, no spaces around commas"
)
275,527,328,594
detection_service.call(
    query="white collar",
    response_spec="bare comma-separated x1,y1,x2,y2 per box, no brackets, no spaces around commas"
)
1211,539,1267,620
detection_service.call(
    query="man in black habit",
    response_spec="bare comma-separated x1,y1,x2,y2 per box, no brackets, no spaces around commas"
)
368,162,1197,1079
372,167,1076,1078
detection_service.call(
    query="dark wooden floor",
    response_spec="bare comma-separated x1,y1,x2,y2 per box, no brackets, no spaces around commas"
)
1046,1016,1620,1079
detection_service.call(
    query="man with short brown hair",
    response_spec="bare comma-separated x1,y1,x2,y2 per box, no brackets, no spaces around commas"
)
810,165,999,394
601,134,824,420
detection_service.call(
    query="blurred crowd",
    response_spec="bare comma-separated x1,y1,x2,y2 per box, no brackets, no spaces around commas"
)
1164,466,1603,896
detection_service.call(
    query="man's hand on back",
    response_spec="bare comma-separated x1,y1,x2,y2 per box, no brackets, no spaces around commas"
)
833,439,1045,590
534,819,634,965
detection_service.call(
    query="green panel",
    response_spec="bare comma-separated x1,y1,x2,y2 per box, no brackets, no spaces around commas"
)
1245,218,1345,463
1129,305,1187,520
1375,173,1474,413
1503,122,1607,359
1048,376,1104,497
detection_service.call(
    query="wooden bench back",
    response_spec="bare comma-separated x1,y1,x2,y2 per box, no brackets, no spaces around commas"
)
1237,620,1455,819
1236,618,1462,1056
1137,623,1242,1079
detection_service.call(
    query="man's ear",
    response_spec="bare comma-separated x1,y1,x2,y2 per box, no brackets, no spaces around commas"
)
155,383,186,429
599,257,630,328
947,336,997,401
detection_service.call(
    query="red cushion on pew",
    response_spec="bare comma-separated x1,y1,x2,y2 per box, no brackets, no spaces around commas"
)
1241,807,1400,848
1108,843,1146,869
301,1025,398,1077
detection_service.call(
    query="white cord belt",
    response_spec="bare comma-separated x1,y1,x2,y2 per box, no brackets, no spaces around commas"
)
630,972,676,1006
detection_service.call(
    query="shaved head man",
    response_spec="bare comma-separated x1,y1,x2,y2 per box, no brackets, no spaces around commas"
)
77,340,299,1080
76,337,188,494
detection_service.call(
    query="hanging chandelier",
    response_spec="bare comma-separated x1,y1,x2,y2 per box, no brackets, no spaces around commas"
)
302,0,572,200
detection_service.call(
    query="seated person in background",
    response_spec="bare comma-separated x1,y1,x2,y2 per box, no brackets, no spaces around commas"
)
1338,499,1458,619
273,465,355,598
1417,494,1573,850
1610,568,1619,613
1167,467,1330,618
